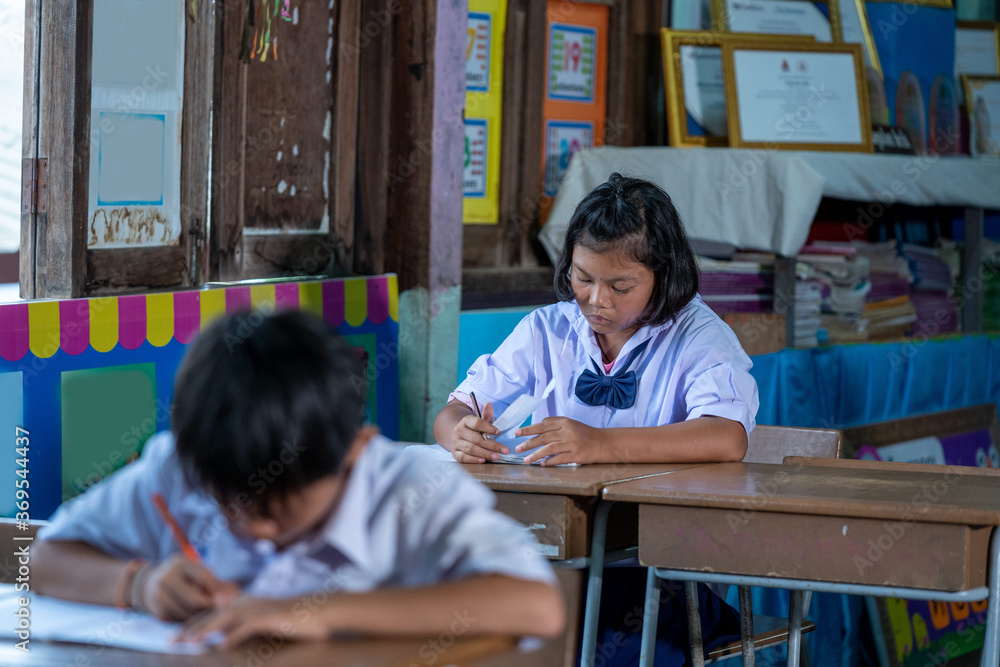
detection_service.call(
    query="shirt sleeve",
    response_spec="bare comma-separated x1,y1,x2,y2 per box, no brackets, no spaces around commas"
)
398,455,556,587
680,319,759,435
38,432,185,561
452,312,540,421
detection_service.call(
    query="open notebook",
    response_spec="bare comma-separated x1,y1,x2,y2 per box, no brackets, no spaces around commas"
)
0,588,214,654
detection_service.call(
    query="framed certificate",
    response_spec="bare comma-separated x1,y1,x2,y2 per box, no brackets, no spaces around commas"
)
962,75,1000,157
722,41,873,152
956,21,1000,77
661,30,814,147
712,0,843,42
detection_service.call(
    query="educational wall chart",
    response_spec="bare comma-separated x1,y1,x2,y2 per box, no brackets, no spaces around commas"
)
540,1,607,222
463,0,507,224
0,277,400,520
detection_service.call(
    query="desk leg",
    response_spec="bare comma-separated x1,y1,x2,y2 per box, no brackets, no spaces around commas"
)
639,568,661,667
687,581,706,667
787,589,804,667
982,527,1000,667
580,501,612,667
738,585,756,667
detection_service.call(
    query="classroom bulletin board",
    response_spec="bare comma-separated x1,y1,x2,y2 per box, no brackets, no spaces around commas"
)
540,1,608,222
463,0,507,224
0,277,400,520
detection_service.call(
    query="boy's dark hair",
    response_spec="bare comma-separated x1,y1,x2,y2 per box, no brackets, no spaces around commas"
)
553,172,699,326
171,309,366,516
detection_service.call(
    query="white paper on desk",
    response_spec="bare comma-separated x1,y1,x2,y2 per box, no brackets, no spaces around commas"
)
490,378,557,434
0,591,211,654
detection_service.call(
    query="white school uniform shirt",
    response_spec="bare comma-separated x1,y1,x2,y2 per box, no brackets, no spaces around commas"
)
452,296,758,440
41,432,555,597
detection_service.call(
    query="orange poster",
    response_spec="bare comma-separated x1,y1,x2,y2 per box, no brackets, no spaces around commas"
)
540,1,608,221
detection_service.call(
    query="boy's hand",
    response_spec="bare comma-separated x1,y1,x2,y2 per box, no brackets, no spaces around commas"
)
515,417,608,465
141,555,240,621
450,402,506,463
178,596,327,648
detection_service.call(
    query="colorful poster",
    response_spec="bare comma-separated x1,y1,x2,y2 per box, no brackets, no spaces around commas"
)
539,2,608,221
463,0,506,224
463,118,488,198
544,121,593,197
859,429,995,666
466,12,491,93
548,24,596,102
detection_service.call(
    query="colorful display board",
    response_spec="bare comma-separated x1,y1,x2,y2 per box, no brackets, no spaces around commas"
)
540,1,608,221
858,428,994,666
463,0,507,224
0,277,400,519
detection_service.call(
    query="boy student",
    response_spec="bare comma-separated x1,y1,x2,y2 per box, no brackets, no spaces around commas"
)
34,310,564,648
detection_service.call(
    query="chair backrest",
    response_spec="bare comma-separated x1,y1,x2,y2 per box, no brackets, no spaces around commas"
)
743,425,843,464
0,519,45,584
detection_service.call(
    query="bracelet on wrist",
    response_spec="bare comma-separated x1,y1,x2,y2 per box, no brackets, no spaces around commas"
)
113,558,147,609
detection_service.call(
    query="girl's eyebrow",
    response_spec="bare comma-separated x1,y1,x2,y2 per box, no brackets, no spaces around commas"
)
574,264,639,283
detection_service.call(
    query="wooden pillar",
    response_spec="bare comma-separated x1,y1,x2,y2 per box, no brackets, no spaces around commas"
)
962,207,984,334
386,0,466,442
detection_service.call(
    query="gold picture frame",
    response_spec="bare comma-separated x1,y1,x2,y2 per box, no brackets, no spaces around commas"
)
961,74,1000,158
956,21,1000,76
711,0,843,42
841,0,882,77
661,30,815,147
864,0,952,8
722,40,873,152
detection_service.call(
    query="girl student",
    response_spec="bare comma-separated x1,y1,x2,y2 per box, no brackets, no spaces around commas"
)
432,172,759,665
433,172,758,467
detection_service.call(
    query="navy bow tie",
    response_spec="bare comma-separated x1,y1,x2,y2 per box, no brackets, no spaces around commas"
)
574,340,650,410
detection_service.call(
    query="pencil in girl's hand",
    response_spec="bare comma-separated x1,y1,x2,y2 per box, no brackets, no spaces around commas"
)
152,492,202,563
469,392,491,441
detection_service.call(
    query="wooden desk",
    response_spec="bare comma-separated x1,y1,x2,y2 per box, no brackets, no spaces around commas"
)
0,635,516,666
462,462,704,559
461,462,704,667
603,462,1000,667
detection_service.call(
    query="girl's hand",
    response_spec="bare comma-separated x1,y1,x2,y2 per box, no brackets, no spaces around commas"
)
449,402,506,463
177,596,326,648
140,555,240,621
514,417,609,465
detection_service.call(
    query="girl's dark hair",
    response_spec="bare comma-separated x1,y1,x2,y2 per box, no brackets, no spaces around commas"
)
171,310,366,517
553,172,698,326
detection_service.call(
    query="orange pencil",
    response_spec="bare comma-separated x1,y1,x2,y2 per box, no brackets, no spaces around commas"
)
152,492,202,563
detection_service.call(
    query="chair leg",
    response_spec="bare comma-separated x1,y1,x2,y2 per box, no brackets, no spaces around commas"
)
638,568,661,667
800,641,812,667
580,501,612,667
738,585,756,667
787,589,804,667
686,581,706,667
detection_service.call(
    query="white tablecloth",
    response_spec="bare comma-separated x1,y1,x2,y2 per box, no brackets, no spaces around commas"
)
538,146,1000,261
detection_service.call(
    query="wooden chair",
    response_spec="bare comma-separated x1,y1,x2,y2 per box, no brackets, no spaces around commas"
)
641,424,843,666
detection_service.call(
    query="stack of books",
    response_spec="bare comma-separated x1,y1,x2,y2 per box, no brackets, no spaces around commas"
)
697,256,775,314
796,243,871,344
